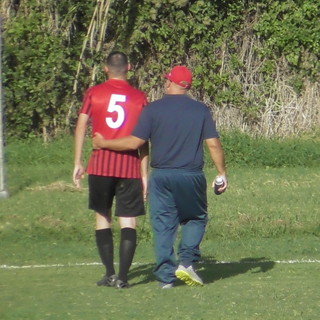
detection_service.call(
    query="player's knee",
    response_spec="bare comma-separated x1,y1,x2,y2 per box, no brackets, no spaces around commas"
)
119,217,136,229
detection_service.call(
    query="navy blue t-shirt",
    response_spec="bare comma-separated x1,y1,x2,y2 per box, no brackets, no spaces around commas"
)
132,94,219,170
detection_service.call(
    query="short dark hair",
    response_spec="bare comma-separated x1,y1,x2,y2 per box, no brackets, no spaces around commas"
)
105,51,128,75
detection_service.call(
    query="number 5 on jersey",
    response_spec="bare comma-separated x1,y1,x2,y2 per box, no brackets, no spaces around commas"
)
106,94,126,128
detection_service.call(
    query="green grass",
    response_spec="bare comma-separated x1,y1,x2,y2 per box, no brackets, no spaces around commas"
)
0,135,320,319
1,261,319,319
2,163,319,245
206,167,320,238
218,130,320,168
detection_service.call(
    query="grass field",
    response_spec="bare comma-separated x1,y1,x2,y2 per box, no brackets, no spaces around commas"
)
1,260,319,320
0,136,319,319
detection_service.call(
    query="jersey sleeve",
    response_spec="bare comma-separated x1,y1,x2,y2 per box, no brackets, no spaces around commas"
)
79,88,93,116
131,105,152,140
203,107,219,139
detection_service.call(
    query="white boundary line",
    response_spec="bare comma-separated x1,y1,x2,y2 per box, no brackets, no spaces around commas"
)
1,259,320,270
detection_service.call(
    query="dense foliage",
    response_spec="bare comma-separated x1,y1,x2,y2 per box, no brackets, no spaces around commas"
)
2,0,93,139
1,0,320,139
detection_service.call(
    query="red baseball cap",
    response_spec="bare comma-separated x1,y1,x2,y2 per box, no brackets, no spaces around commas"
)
163,66,192,89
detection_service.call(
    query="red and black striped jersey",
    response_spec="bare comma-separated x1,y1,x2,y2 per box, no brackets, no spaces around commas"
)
80,79,147,178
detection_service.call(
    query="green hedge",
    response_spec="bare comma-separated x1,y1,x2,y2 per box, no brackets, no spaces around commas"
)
2,0,320,138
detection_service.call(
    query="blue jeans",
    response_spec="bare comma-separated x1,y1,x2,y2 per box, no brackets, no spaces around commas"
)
149,168,208,284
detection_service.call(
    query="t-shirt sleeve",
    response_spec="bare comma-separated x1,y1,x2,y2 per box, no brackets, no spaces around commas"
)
203,107,219,139
132,106,152,140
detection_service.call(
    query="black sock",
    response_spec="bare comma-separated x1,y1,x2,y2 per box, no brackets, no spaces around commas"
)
118,228,136,283
95,228,115,277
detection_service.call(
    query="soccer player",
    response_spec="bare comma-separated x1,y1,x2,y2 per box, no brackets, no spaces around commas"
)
92,65,227,288
73,51,148,289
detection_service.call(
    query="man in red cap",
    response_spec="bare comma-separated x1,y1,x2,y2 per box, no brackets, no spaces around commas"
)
163,65,192,89
92,65,227,289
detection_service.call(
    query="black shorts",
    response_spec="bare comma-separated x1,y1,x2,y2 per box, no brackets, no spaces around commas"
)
88,175,145,217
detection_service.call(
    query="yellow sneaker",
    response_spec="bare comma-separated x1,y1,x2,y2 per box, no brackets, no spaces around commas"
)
175,265,203,286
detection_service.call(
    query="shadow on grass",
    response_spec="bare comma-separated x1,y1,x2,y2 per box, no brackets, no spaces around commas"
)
128,257,275,287
199,257,276,284
129,263,155,286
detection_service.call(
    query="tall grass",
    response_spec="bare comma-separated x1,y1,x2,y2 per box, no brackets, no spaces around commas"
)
6,130,320,167
206,130,320,168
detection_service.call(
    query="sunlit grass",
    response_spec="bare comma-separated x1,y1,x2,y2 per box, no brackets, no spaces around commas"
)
0,135,319,320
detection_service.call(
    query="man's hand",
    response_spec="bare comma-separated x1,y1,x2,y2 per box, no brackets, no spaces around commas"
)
73,164,85,188
211,175,227,194
92,132,104,149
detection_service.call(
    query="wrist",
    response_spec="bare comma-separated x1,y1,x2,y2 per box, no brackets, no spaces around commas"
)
217,173,226,178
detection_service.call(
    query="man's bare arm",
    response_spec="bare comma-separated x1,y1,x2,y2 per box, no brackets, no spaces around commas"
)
205,137,227,192
92,132,146,151
73,113,89,187
139,142,149,201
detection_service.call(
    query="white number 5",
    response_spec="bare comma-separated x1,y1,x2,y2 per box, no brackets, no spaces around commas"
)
106,94,126,128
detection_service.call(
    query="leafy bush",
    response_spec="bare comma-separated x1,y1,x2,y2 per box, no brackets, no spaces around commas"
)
2,0,320,139
254,0,320,87
2,0,93,139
